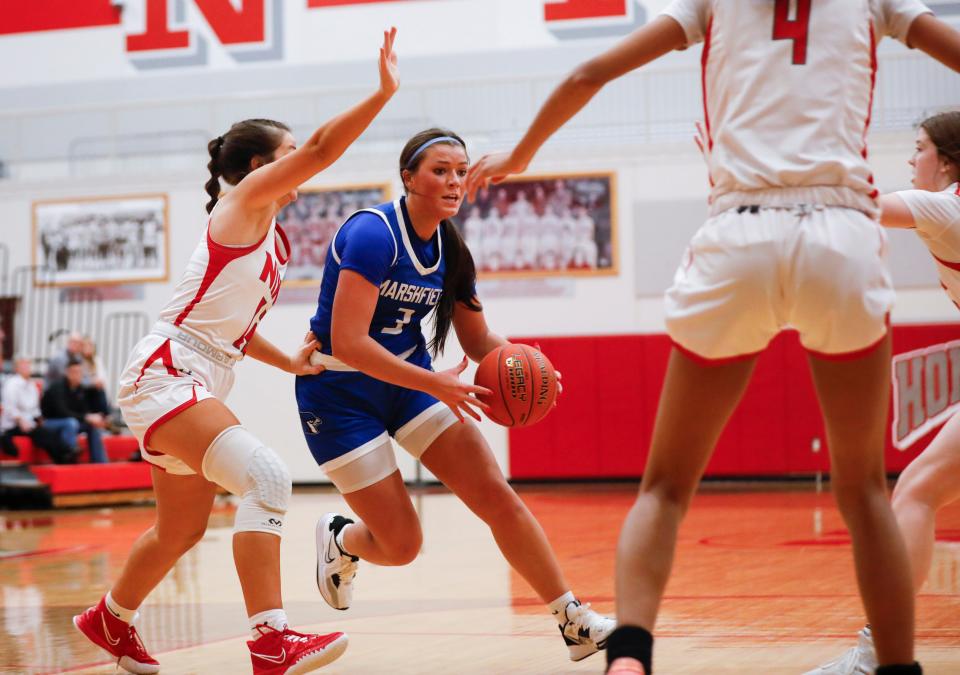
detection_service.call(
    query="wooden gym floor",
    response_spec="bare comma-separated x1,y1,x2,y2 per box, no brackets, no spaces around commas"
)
1,483,958,674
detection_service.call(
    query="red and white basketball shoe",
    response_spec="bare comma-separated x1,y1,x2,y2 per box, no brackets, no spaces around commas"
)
606,657,648,674
248,624,349,675
72,597,160,674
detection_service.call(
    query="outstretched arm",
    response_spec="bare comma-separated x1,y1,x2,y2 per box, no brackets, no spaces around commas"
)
234,28,400,210
878,193,917,229
246,331,324,375
466,16,686,199
908,13,960,72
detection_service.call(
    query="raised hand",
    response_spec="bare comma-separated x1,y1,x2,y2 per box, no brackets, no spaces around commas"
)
379,27,399,96
430,356,492,423
465,152,526,202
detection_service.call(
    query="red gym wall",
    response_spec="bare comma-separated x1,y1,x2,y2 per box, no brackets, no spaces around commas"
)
509,324,960,480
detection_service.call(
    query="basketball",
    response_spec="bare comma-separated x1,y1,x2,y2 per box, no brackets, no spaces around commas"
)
474,344,558,427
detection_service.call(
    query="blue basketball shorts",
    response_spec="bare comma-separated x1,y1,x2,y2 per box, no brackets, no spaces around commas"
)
294,347,457,470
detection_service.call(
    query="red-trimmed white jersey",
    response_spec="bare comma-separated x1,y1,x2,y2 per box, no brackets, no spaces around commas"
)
662,0,930,216
158,218,290,359
897,182,960,307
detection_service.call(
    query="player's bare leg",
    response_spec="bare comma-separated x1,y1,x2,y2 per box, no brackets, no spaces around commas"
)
146,399,284,617
616,349,757,630
421,421,567,602
339,470,423,566
891,409,960,590
807,334,914,667
110,468,218,610
422,420,615,661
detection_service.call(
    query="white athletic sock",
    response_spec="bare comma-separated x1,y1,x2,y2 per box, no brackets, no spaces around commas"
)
249,609,289,640
105,591,137,624
548,591,576,625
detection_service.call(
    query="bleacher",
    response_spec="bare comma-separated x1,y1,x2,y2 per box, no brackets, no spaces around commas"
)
2,434,153,508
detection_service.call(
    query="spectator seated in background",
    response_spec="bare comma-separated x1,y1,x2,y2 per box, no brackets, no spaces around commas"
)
40,357,108,463
45,331,84,388
79,334,112,418
1,356,78,463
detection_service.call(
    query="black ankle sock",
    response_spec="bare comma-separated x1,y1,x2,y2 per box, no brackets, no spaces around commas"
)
876,663,922,675
605,625,653,673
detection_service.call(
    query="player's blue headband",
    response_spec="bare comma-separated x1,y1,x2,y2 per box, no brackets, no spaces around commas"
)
407,136,464,165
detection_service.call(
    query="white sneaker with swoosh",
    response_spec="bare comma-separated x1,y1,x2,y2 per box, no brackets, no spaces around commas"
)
316,513,359,610
248,624,348,675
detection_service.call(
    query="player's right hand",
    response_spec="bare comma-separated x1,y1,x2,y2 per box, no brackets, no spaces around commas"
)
431,356,492,423
465,152,525,202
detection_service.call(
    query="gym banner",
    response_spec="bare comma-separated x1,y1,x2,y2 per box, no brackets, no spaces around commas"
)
892,339,960,450
0,1,659,86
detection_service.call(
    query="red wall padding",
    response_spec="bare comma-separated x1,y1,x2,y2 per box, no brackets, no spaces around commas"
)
509,324,960,479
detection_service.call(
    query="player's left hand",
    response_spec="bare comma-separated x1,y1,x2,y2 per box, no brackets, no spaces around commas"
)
534,342,562,407
465,152,526,202
378,27,399,96
290,332,326,376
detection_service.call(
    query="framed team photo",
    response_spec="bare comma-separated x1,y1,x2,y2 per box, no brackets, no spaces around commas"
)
278,183,392,286
456,172,618,278
32,194,169,287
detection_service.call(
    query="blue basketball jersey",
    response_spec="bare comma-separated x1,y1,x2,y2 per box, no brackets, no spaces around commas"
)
310,197,445,357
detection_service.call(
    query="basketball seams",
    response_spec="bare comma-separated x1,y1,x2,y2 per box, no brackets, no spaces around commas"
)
475,343,557,428
522,346,536,425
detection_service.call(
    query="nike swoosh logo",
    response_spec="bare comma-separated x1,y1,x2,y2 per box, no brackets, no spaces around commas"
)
324,530,337,563
101,615,121,646
251,647,286,664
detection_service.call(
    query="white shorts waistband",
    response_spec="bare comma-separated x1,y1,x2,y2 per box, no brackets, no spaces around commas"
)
151,321,238,368
310,345,418,372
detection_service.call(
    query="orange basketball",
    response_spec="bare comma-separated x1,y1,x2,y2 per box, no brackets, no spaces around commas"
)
474,344,558,427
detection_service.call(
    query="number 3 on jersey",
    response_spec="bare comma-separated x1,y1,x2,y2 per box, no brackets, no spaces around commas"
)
382,307,416,335
773,0,812,65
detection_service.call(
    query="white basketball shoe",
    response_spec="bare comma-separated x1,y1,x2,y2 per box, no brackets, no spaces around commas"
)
558,600,616,661
315,513,359,611
803,627,877,675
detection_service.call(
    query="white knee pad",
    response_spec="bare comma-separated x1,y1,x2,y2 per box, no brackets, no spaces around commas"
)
201,425,292,536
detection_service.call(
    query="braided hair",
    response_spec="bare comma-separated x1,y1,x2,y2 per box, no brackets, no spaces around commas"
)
204,119,290,214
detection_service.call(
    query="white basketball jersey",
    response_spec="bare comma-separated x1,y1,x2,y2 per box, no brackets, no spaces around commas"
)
158,218,290,359
897,183,960,308
662,0,930,216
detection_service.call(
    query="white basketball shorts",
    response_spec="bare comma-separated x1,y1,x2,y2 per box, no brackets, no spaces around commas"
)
665,205,894,361
117,332,236,475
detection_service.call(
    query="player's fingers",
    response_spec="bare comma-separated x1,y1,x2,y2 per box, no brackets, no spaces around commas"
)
466,395,490,412
555,369,562,380
465,171,480,201
454,355,468,374
447,403,465,424
468,384,493,397
461,401,482,422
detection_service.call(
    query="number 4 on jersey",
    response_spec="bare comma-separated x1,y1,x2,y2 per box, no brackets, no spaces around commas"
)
773,0,812,65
